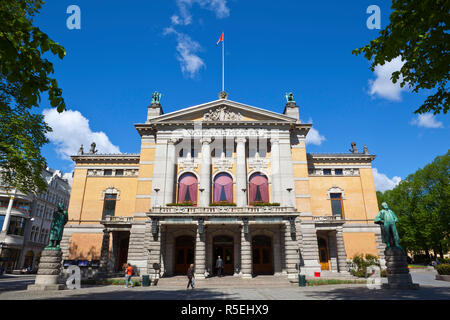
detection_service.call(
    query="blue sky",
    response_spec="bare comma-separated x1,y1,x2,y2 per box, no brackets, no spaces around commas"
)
34,0,449,191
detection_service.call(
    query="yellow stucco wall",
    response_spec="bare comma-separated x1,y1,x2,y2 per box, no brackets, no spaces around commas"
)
343,232,378,258
68,233,103,260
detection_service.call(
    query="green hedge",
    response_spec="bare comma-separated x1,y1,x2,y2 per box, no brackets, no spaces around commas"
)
307,279,366,286
436,264,450,275
251,202,281,207
81,279,141,286
166,202,195,207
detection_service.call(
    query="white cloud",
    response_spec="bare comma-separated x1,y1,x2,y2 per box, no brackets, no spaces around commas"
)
43,108,120,161
171,15,181,25
410,113,444,129
164,27,205,78
372,168,401,192
174,0,230,25
62,172,74,187
303,118,326,146
368,56,408,101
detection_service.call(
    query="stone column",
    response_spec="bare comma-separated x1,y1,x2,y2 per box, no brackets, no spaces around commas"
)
1,190,16,233
164,138,179,205
284,220,298,282
200,138,212,207
235,137,247,207
99,230,110,273
279,136,296,207
270,138,282,204
147,220,161,280
273,226,282,275
328,231,338,272
240,223,252,278
194,223,206,279
299,217,321,278
335,226,348,273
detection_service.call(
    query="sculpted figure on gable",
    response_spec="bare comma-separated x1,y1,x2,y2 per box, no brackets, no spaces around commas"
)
203,106,243,121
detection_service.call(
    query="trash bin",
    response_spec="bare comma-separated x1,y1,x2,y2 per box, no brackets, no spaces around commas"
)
142,275,150,287
298,275,306,287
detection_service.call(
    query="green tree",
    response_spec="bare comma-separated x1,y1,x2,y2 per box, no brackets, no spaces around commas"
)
353,0,449,115
376,151,450,261
0,0,66,193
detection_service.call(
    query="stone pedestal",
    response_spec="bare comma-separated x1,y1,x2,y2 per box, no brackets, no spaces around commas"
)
382,248,419,290
27,249,65,291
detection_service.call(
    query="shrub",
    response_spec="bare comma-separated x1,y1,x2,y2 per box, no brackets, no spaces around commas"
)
349,253,381,278
436,264,450,275
166,202,195,207
251,202,280,207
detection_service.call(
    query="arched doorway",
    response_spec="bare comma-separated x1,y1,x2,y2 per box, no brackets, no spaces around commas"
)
212,236,234,275
174,236,195,275
213,173,233,203
249,173,269,204
318,238,330,270
252,235,273,275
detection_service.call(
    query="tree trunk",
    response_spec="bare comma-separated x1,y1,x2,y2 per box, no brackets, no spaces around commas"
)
425,248,430,262
439,242,444,259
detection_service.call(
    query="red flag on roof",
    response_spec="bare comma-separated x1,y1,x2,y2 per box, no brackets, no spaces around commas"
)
217,32,224,45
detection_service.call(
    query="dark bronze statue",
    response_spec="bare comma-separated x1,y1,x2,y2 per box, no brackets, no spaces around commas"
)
47,203,68,250
374,202,402,249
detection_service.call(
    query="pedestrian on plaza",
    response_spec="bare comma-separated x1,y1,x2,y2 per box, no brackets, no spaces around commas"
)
125,263,134,288
216,256,223,277
187,264,195,289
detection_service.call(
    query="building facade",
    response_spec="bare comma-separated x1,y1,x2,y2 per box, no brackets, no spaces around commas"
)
63,93,385,281
0,168,71,272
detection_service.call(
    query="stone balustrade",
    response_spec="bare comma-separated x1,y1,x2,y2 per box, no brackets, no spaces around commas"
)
103,216,133,223
312,215,342,222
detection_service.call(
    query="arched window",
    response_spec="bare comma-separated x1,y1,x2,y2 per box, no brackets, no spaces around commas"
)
213,173,233,203
177,173,198,205
249,173,269,204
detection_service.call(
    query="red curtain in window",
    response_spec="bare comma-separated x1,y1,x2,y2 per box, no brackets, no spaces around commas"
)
213,173,233,203
178,173,198,204
249,173,269,203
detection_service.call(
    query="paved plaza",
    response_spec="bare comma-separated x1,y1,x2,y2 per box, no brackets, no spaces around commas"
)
0,270,448,300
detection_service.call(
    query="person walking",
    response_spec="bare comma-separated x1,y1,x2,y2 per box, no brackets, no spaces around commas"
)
125,263,134,288
187,264,195,289
216,256,223,277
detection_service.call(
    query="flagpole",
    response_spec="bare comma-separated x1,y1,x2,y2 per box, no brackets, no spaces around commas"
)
222,32,224,92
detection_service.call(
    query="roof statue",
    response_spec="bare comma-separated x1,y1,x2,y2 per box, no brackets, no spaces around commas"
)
89,142,97,154
349,142,358,153
285,92,295,103
77,144,84,155
363,145,369,155
152,91,162,104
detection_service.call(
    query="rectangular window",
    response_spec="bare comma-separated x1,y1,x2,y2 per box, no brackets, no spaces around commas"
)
330,193,344,218
334,169,343,175
0,215,5,230
323,169,332,175
115,169,124,176
104,169,112,176
102,194,117,218
7,216,25,236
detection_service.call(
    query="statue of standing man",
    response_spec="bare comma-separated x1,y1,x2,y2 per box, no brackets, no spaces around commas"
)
374,202,402,249
47,203,68,250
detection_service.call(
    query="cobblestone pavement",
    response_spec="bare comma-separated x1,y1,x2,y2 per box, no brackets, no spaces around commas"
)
0,270,448,300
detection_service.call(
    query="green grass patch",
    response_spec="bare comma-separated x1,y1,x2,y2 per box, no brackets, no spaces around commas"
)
306,279,367,286
81,278,141,286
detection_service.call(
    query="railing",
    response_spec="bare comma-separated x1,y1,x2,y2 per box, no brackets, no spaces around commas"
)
151,206,296,214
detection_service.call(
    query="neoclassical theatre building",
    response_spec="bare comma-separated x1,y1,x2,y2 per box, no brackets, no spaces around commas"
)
63,92,385,282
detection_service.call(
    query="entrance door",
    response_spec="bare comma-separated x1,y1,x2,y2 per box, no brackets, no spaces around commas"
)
174,236,195,275
116,232,130,272
318,238,330,270
213,236,234,275
252,235,273,275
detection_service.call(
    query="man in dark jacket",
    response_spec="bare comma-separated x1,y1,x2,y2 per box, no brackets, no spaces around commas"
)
216,256,223,277
187,264,195,289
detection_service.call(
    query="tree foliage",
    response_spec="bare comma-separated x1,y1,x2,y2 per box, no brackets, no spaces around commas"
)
353,0,449,115
0,0,66,193
377,151,450,260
